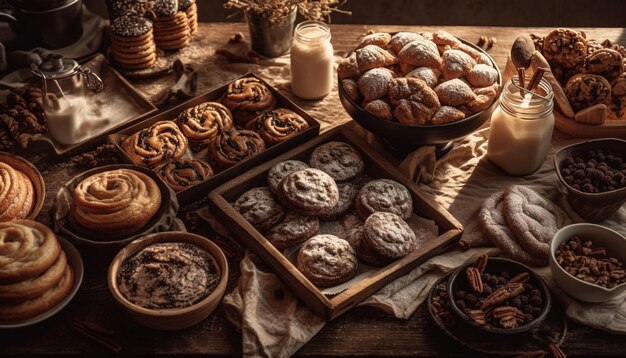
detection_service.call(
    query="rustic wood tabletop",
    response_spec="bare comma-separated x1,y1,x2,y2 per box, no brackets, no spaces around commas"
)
2,23,626,356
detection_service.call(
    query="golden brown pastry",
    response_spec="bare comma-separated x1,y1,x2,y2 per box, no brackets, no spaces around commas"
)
452,43,483,63
434,79,477,106
441,49,476,80
337,53,362,80
431,106,466,125
176,102,233,147
357,32,392,49
357,68,396,102
341,79,361,102
208,130,266,170
0,163,34,222
122,121,188,167
406,67,441,88
397,39,441,68
466,64,499,87
70,169,162,239
154,159,213,192
355,45,399,72
466,84,500,114
221,77,277,126
0,220,61,284
363,99,393,121
246,108,310,145
388,77,440,108
390,32,427,53
0,251,67,304
432,30,461,47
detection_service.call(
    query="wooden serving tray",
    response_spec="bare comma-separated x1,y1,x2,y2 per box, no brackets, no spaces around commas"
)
208,125,463,320
109,73,321,206
554,110,626,139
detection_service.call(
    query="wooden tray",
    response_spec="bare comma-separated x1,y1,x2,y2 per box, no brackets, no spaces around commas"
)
554,110,626,139
109,73,321,206
208,125,463,320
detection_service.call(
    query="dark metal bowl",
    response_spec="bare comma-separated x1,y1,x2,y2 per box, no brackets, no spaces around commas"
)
446,257,552,335
337,35,502,149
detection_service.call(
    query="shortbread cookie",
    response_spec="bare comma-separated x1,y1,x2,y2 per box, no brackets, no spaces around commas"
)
345,223,389,267
543,28,587,68
265,212,319,250
583,48,624,82
277,168,339,216
309,141,364,182
297,235,358,287
478,191,547,267
564,74,612,111
234,187,285,233
502,185,571,261
319,181,359,221
363,212,417,260
267,160,310,194
355,179,413,220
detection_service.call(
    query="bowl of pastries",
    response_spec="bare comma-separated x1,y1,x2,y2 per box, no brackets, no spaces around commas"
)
0,152,45,222
108,231,228,330
52,164,180,250
337,30,502,152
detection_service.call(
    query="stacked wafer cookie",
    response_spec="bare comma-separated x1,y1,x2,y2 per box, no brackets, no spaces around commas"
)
110,15,157,70
179,0,198,36
153,0,191,50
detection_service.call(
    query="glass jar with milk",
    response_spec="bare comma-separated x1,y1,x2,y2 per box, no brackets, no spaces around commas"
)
290,20,334,100
487,76,554,176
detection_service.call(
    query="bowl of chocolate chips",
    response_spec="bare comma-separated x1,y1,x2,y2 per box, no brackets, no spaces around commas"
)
551,223,626,303
446,255,552,334
554,138,626,222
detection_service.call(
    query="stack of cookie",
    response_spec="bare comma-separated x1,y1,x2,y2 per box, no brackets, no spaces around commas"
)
233,141,425,288
0,221,75,323
179,0,198,37
110,14,157,70
153,0,191,50
478,185,572,267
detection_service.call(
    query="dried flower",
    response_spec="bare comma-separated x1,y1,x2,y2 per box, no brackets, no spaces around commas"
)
224,0,350,23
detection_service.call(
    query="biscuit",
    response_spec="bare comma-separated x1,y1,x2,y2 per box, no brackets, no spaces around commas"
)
309,141,364,182
441,49,476,80
153,0,178,17
543,28,587,68
296,235,358,288
583,48,624,82
502,185,571,261
234,187,285,233
265,212,319,250
564,74,612,112
344,223,389,267
277,168,339,216
363,212,417,260
267,160,310,194
110,15,152,38
478,191,547,267
355,179,413,220
318,181,359,221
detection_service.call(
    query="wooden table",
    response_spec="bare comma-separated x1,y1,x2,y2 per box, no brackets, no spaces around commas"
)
2,24,626,356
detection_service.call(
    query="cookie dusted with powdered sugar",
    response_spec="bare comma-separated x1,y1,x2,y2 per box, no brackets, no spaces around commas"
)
234,187,285,233
309,141,364,182
265,212,319,250
355,178,413,220
277,168,339,216
266,160,309,194
363,212,417,260
297,235,358,287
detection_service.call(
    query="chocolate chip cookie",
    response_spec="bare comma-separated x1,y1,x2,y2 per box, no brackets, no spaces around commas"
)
363,212,417,260
318,181,359,221
355,179,413,220
345,223,389,267
233,187,285,233
564,74,612,112
309,141,364,182
266,160,309,194
542,28,587,68
277,168,339,216
265,212,319,250
296,235,358,287
584,48,624,82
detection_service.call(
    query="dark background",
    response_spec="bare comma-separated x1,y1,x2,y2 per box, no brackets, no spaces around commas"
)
81,0,626,27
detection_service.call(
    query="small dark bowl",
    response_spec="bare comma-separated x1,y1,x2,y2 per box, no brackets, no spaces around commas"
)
446,257,552,335
337,36,502,146
554,138,626,222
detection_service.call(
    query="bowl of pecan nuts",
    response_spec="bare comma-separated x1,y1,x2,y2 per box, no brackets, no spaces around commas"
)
446,255,552,334
550,223,626,303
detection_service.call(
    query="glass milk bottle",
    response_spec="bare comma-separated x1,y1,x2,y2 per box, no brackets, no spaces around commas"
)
290,20,334,100
487,76,555,176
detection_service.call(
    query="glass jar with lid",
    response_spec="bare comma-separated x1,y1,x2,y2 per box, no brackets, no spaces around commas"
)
487,76,555,176
290,20,334,100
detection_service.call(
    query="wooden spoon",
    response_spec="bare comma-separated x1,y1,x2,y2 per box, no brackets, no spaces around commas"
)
530,51,576,118
574,104,607,125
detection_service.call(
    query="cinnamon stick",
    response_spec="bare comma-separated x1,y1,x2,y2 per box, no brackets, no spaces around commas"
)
526,67,546,92
517,67,526,95
68,321,122,353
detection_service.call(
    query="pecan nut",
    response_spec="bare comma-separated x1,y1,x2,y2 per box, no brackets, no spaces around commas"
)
472,254,488,273
509,272,530,283
468,309,486,326
466,267,484,293
480,282,524,310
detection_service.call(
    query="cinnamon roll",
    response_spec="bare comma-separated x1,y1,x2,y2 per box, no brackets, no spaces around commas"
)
246,108,309,145
122,121,188,167
0,220,61,284
208,130,266,170
176,102,233,147
221,77,277,126
70,169,162,240
0,163,34,222
155,159,214,192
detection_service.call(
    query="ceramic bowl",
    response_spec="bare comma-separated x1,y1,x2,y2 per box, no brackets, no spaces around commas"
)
554,138,626,222
107,231,228,330
0,152,45,221
550,223,626,303
446,257,552,335
337,36,501,148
